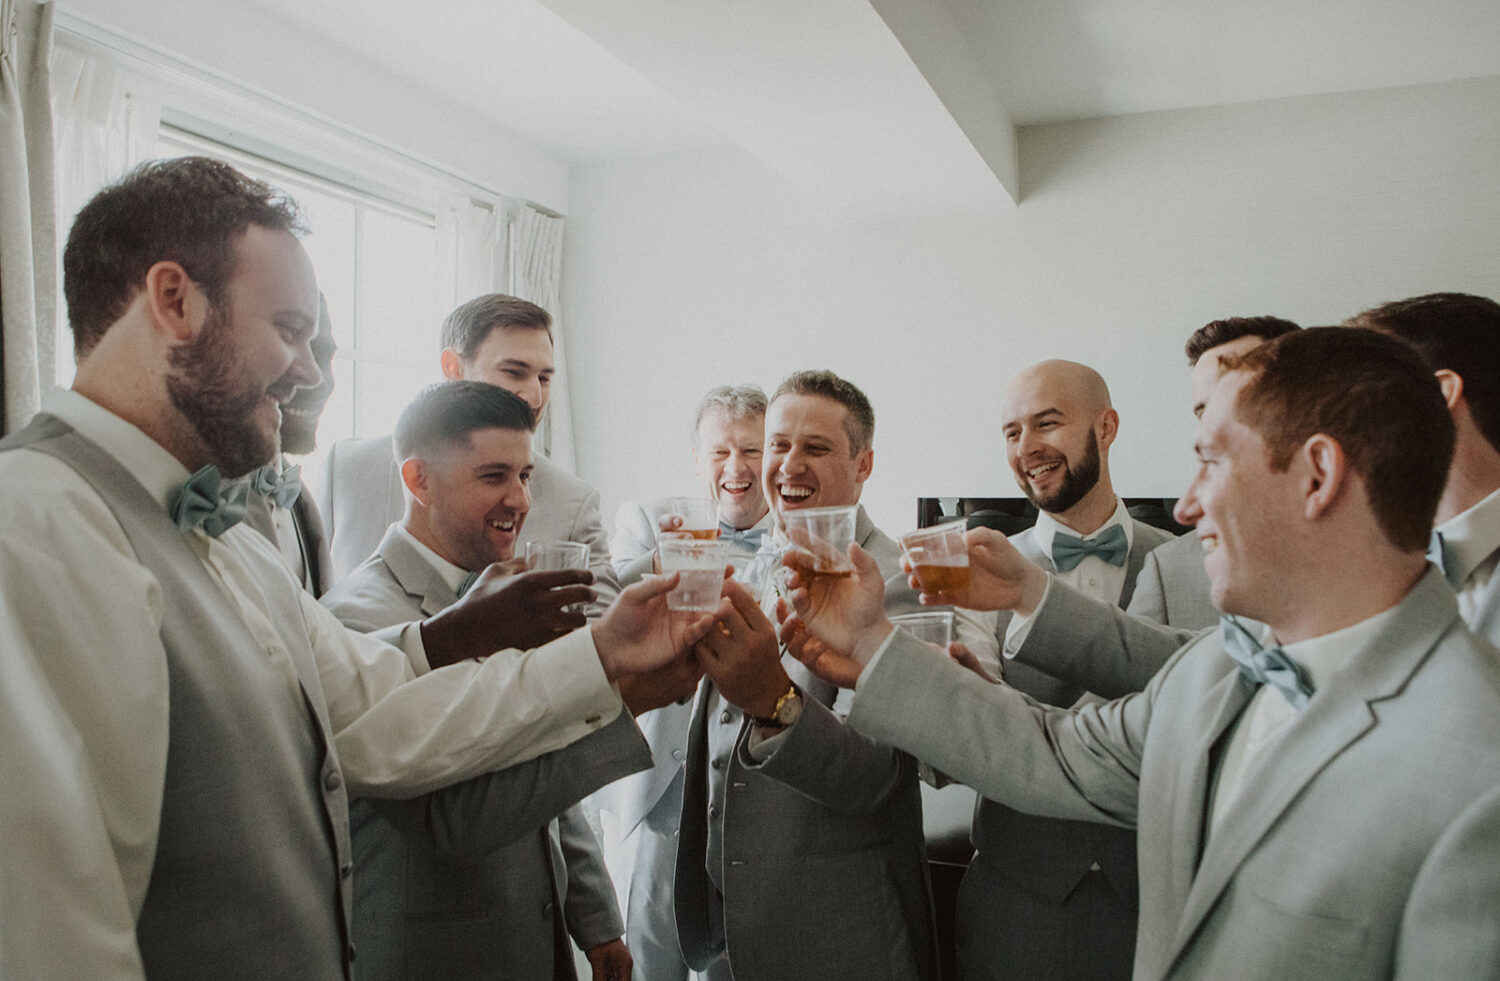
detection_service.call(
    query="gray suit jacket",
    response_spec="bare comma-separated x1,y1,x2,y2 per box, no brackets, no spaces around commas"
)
672,508,940,981
978,519,1176,918
320,434,619,600
323,526,649,980
1125,532,1219,632
852,567,1500,980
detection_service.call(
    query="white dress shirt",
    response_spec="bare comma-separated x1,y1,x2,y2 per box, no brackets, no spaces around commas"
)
1435,485,1500,625
1003,498,1136,656
1207,604,1399,834
0,388,625,981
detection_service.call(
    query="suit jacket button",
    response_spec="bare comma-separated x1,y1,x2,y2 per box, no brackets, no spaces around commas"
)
672,749,685,761
711,757,724,770
324,770,342,792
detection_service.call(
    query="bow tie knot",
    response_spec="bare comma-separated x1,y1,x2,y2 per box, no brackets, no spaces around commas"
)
1221,616,1315,709
719,524,767,553
250,463,302,510
169,465,248,538
1051,523,1128,572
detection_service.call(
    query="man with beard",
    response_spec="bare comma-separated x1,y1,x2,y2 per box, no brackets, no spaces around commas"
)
957,359,1171,981
0,157,709,979
240,292,337,595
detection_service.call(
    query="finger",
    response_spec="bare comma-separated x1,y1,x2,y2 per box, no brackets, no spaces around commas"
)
849,543,881,581
721,580,766,630
551,610,588,633
679,608,724,649
520,568,595,591
623,571,679,603
540,584,597,609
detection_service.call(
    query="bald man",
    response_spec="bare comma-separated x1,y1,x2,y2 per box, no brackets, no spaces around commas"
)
956,360,1171,981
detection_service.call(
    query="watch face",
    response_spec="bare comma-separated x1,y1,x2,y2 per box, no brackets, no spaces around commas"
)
776,691,803,725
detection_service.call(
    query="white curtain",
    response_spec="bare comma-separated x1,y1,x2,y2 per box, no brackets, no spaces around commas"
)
0,0,55,432
49,42,160,385
509,205,573,469
435,193,502,318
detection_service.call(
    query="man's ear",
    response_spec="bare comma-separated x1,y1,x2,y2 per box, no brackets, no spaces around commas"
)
400,457,431,506
1096,407,1120,451
1301,434,1348,521
854,447,874,484
439,349,466,381
143,261,206,344
1434,369,1464,411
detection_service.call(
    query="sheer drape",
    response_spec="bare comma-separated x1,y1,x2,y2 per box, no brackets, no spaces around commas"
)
509,205,572,469
435,193,502,319
49,43,160,384
0,0,55,432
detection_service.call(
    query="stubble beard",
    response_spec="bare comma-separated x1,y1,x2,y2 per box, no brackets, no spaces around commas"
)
1023,429,1102,515
165,303,280,479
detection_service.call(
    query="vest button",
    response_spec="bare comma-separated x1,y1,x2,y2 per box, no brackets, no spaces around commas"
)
341,862,353,879
542,902,555,919
719,710,733,724
709,805,720,819
324,770,342,792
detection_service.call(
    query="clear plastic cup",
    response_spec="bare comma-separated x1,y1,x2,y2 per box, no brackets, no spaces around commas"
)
898,521,971,593
526,541,592,614
660,496,720,541
892,611,956,651
658,537,731,612
780,504,858,577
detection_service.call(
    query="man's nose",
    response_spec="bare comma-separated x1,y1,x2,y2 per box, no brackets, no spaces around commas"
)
1173,480,1203,527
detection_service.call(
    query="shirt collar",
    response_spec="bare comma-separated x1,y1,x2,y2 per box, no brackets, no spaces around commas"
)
1030,496,1133,558
1275,601,1402,692
1434,485,1500,585
394,524,471,596
41,387,191,512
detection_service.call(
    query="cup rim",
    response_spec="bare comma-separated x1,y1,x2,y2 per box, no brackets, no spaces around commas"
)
780,504,858,522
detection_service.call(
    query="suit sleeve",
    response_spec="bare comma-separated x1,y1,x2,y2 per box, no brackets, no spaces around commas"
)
850,629,1153,828
1125,549,1170,625
367,709,651,860
739,684,915,817
1395,783,1500,979
609,501,657,576
558,805,626,949
567,487,621,603
1012,580,1200,698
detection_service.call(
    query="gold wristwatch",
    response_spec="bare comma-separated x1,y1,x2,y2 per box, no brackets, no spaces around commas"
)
751,683,803,729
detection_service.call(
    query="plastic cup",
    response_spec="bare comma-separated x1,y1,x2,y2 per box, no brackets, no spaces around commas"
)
526,540,592,614
780,505,858,577
660,496,720,541
659,538,731,612
892,611,956,651
526,540,590,571
899,521,971,593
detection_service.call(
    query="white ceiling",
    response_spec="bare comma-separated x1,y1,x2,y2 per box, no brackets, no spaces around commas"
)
238,0,1500,214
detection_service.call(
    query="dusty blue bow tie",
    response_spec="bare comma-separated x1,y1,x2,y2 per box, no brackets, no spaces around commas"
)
250,463,302,509
719,524,767,553
1051,523,1128,572
169,465,248,538
1427,529,1462,588
1221,616,1315,709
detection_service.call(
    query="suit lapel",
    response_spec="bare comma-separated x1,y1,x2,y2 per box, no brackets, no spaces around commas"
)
1118,520,1156,609
1162,569,1461,971
376,526,460,617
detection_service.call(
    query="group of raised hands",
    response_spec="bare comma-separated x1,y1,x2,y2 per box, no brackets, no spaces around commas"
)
415,526,1038,721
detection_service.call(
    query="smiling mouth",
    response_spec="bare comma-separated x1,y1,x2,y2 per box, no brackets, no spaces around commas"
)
1025,460,1062,482
488,517,519,533
777,484,814,503
721,480,753,495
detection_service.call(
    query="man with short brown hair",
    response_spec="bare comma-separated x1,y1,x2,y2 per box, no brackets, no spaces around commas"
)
786,327,1500,979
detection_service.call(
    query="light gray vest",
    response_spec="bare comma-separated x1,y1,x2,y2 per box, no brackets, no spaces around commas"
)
2,416,354,978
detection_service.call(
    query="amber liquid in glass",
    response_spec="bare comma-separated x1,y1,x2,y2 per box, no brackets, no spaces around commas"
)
678,528,721,540
914,563,970,591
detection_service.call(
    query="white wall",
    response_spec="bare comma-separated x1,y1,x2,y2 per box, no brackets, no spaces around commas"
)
58,0,572,213
563,75,1500,535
